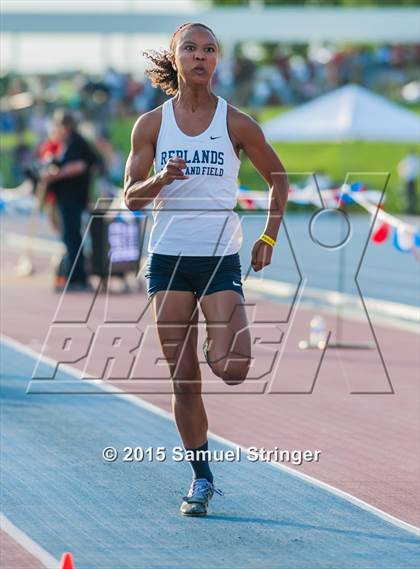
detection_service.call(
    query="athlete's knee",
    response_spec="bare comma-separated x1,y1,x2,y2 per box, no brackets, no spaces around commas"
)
173,381,202,401
172,365,202,396
212,357,251,386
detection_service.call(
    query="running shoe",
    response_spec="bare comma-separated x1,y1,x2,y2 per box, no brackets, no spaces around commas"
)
180,478,223,516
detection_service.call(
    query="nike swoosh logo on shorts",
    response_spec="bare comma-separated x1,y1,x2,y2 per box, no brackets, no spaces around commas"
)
210,136,221,140
232,281,241,287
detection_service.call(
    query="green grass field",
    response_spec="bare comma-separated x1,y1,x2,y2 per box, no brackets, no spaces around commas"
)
239,139,418,212
2,106,418,214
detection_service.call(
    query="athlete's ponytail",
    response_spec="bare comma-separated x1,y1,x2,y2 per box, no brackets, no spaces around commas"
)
143,48,178,95
143,22,218,95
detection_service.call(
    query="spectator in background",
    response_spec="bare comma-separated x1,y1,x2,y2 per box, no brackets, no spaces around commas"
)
95,129,124,197
43,110,99,292
313,169,333,190
233,54,256,107
37,124,63,233
398,150,419,214
303,169,333,191
12,134,32,185
30,103,49,141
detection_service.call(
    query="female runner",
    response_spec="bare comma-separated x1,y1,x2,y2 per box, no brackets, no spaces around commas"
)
124,22,288,516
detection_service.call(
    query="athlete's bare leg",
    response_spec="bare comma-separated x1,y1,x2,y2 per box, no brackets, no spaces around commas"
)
199,290,251,385
151,290,207,449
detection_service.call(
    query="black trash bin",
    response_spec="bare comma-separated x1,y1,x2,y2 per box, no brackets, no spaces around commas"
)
89,201,145,278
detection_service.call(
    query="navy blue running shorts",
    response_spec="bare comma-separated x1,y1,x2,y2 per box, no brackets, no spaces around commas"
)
144,252,245,300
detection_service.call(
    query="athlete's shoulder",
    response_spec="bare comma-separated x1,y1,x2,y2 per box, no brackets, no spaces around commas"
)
130,105,164,147
226,103,265,148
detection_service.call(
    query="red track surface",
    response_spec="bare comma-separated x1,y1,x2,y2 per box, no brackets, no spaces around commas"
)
2,249,419,563
0,530,46,569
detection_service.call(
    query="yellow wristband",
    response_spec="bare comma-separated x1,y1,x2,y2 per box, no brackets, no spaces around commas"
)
259,233,276,247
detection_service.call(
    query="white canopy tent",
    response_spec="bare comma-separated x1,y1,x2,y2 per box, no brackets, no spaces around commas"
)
263,84,420,143
263,83,419,350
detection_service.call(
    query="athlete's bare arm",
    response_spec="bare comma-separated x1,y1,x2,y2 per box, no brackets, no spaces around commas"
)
124,108,188,210
228,106,288,271
228,106,288,236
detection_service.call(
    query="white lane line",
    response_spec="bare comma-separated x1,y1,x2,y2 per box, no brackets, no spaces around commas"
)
245,277,419,324
244,290,419,334
0,513,59,569
4,230,419,331
3,232,64,255
2,333,420,538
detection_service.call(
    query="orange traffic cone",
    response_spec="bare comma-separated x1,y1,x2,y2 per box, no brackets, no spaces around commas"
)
60,552,75,569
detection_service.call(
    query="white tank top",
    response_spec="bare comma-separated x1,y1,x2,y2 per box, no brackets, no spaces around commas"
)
148,95,243,256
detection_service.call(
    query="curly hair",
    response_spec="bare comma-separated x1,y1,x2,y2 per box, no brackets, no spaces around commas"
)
143,22,218,95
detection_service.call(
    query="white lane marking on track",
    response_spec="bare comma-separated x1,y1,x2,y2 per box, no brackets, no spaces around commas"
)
5,230,418,331
245,276,419,328
1,333,419,538
0,513,59,569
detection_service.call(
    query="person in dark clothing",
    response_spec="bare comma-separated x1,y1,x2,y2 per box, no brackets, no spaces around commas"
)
398,150,419,215
43,111,99,291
